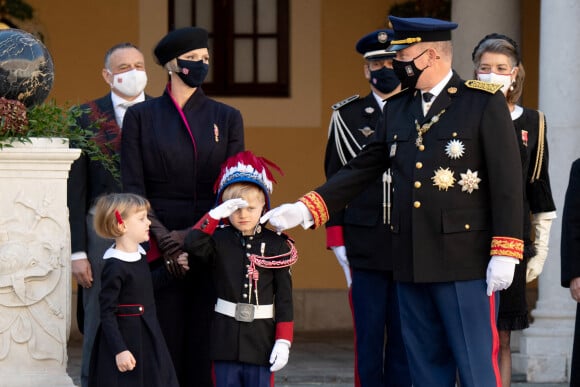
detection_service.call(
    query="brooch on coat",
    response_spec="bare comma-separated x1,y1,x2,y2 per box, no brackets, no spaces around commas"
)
214,123,219,142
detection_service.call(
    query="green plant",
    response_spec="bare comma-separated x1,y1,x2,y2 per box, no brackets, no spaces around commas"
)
0,97,120,182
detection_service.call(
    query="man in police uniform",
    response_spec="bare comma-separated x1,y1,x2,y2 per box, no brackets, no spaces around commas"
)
325,29,410,386
263,16,523,387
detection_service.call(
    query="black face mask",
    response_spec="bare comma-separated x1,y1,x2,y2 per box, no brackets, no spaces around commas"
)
369,67,400,94
176,58,209,88
391,49,429,90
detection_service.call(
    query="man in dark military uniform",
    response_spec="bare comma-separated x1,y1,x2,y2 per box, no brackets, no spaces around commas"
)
263,16,523,387
324,29,410,386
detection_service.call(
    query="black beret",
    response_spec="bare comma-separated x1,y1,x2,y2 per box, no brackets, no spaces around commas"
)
154,27,208,66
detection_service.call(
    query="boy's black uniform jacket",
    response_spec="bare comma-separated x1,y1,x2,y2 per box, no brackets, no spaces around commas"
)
184,224,294,366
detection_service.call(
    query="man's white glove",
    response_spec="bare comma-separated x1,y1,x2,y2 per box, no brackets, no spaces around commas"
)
260,201,313,232
269,339,291,372
208,198,248,220
331,246,351,287
486,255,519,296
526,214,554,283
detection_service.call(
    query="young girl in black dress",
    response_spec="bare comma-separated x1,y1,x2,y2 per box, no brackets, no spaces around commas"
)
88,193,182,387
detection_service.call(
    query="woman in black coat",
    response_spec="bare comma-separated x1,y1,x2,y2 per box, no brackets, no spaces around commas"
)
121,27,244,387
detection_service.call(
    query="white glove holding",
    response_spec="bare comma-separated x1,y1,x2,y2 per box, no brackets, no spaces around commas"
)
269,339,291,372
260,201,313,232
208,198,248,220
331,246,351,287
486,255,519,296
526,214,554,283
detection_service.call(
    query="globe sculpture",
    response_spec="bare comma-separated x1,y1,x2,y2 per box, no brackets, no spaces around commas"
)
0,28,54,107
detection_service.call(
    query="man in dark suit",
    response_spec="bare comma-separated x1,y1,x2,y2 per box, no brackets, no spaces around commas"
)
263,16,523,387
561,158,580,385
325,29,410,386
68,42,149,387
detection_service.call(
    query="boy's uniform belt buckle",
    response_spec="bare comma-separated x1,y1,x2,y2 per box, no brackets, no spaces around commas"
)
214,298,274,321
235,303,255,322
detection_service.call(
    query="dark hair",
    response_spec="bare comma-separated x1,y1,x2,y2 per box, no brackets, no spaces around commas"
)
104,42,140,69
472,34,524,104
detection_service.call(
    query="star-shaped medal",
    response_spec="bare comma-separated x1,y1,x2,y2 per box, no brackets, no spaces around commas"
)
432,167,455,191
458,169,481,194
445,139,465,159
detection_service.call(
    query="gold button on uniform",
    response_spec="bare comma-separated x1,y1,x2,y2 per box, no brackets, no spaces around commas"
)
418,144,425,151
414,201,421,208
414,181,421,188
464,224,470,230
416,162,423,169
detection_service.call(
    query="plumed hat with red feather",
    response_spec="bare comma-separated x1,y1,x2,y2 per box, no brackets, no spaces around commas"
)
214,151,283,209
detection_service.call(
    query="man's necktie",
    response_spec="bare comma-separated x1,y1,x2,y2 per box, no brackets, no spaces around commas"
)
422,92,434,116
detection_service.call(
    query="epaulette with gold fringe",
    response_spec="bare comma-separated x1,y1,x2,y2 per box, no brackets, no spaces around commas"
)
464,80,502,94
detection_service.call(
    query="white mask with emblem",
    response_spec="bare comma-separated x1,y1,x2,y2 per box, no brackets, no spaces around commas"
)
110,69,148,97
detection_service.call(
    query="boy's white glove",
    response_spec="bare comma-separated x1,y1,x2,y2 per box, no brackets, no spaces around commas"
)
526,215,554,283
208,198,248,220
331,246,351,287
269,339,291,372
486,255,519,296
260,202,313,231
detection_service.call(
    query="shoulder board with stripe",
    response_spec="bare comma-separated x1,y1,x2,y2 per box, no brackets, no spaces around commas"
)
464,80,502,94
331,94,360,110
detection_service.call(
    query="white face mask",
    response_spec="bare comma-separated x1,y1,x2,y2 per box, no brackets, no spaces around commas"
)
477,72,513,95
110,69,148,97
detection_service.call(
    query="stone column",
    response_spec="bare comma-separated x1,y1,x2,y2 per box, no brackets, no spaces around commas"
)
451,0,520,79
512,0,580,382
0,138,80,386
